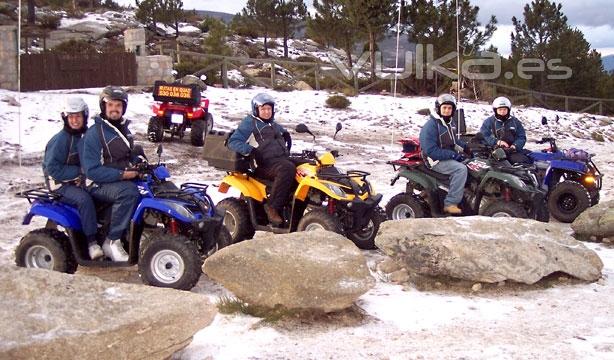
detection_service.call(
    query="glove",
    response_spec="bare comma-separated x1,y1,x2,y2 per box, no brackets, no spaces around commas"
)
453,153,466,162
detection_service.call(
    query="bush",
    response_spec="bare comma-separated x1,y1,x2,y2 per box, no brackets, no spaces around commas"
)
52,39,96,54
326,95,351,109
273,83,294,92
341,87,357,97
266,39,279,49
39,14,61,30
295,55,318,63
174,59,221,84
417,108,430,115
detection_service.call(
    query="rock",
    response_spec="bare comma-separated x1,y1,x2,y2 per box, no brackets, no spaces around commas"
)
203,230,374,312
591,132,605,142
2,95,20,107
378,257,403,274
376,217,603,284
294,80,313,91
389,269,410,284
471,283,482,292
572,200,614,239
0,265,215,360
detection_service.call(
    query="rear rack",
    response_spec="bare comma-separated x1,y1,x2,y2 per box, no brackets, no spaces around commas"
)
16,188,60,204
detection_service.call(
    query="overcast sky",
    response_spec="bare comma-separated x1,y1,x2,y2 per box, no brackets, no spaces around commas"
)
116,0,614,56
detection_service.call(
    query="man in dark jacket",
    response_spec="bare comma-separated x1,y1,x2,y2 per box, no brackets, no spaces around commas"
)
43,97,103,260
227,93,293,225
419,94,468,215
480,96,531,164
81,86,140,262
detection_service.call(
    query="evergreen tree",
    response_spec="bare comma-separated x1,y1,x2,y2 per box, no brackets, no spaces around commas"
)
230,13,261,38
275,0,308,58
240,0,277,56
307,0,361,67
159,0,185,38
203,17,232,56
135,0,161,31
27,0,35,24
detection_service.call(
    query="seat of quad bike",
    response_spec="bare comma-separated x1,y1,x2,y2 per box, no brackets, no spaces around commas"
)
417,164,451,183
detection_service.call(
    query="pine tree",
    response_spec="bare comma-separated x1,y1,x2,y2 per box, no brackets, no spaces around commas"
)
203,17,232,56
240,0,277,56
159,0,185,38
135,0,161,31
275,0,308,58
307,0,361,67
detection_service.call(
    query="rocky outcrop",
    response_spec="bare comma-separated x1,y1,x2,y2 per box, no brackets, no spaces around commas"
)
0,265,216,360
376,217,603,284
203,230,374,312
572,200,614,240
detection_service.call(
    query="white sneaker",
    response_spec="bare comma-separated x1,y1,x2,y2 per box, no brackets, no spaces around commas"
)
102,238,129,262
88,243,104,260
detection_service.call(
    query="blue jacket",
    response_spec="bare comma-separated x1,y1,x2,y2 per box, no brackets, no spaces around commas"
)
419,112,467,162
43,129,82,183
81,115,137,184
227,115,290,166
480,115,526,150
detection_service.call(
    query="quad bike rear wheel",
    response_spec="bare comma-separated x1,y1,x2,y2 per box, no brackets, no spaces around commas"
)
191,118,205,146
481,201,528,219
548,180,591,223
217,198,255,243
385,193,427,220
147,116,164,143
15,228,77,274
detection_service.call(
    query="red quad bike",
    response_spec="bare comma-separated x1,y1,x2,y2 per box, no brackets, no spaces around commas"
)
148,80,214,146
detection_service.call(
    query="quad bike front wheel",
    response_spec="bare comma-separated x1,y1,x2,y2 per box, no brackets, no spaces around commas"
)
190,119,205,146
385,193,427,220
147,116,164,143
139,230,202,291
15,228,77,274
297,208,343,234
548,180,591,223
217,198,255,243
345,208,386,250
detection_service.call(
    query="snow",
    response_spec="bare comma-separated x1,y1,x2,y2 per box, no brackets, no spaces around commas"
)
1,86,614,359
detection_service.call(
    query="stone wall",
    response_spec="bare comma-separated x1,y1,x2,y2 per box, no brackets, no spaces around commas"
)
124,27,146,56
136,55,174,86
0,25,17,90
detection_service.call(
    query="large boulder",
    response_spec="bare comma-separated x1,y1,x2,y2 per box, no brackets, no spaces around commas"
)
0,265,216,360
376,217,603,284
203,230,374,312
571,200,614,239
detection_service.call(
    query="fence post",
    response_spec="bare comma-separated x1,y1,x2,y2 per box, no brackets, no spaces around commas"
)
222,57,228,89
565,97,569,112
270,60,276,87
175,42,180,64
314,64,320,91
353,73,359,93
599,101,603,115
159,44,163,55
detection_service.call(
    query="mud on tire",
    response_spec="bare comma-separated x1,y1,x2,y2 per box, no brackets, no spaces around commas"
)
15,228,77,274
138,230,202,290
548,180,591,223
217,198,255,243
147,116,164,143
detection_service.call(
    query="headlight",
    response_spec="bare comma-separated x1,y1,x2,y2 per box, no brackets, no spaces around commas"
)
324,183,346,197
160,200,195,220
583,175,596,185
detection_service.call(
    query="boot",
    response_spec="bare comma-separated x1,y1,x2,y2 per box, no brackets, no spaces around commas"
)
443,204,462,215
264,204,283,225
88,242,103,260
102,238,129,262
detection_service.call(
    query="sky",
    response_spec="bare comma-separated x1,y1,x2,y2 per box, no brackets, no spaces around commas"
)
115,0,614,57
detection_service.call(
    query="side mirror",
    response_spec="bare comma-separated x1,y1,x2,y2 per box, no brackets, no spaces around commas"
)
295,123,310,134
541,116,548,125
333,122,342,140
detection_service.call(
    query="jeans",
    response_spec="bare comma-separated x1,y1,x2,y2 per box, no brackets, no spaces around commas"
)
255,159,296,211
90,181,140,241
432,159,468,207
57,184,97,238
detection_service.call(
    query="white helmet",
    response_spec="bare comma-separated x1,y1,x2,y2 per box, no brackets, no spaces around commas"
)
492,96,511,111
63,97,89,120
251,93,276,118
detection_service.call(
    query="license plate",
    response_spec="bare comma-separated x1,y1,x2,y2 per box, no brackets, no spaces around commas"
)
171,113,184,124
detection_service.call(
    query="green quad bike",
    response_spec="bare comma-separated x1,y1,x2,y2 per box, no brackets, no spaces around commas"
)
385,134,550,221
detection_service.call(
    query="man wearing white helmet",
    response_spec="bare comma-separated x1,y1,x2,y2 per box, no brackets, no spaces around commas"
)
480,96,531,164
43,97,103,260
419,94,468,215
228,93,293,225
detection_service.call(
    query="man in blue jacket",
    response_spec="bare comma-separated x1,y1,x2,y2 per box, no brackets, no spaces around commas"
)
419,94,468,215
227,93,293,225
480,96,531,164
43,97,103,260
81,86,140,262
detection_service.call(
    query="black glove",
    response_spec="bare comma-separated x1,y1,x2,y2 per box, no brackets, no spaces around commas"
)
453,153,466,162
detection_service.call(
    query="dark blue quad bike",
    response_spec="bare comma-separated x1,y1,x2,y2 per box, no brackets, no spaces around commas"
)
529,116,602,223
14,145,231,290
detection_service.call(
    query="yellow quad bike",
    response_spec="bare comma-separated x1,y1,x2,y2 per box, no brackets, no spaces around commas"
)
215,123,384,249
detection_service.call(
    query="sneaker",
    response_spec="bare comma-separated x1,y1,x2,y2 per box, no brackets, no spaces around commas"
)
102,238,129,262
264,204,283,225
88,242,104,260
443,204,462,215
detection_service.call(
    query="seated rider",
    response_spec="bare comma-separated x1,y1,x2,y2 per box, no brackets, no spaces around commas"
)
227,93,293,226
480,97,532,164
43,97,103,260
419,94,468,215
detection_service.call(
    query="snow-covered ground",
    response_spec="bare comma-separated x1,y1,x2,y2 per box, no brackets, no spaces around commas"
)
1,87,613,359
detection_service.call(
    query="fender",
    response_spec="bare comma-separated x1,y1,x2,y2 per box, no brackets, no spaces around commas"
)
22,202,82,230
132,198,198,223
549,159,587,174
219,174,266,202
397,167,439,191
479,171,528,192
294,177,352,202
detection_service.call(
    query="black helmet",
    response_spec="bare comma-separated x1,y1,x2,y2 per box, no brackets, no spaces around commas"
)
99,85,128,116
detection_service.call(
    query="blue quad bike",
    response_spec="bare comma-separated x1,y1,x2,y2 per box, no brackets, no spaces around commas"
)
14,145,231,290
529,116,602,223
